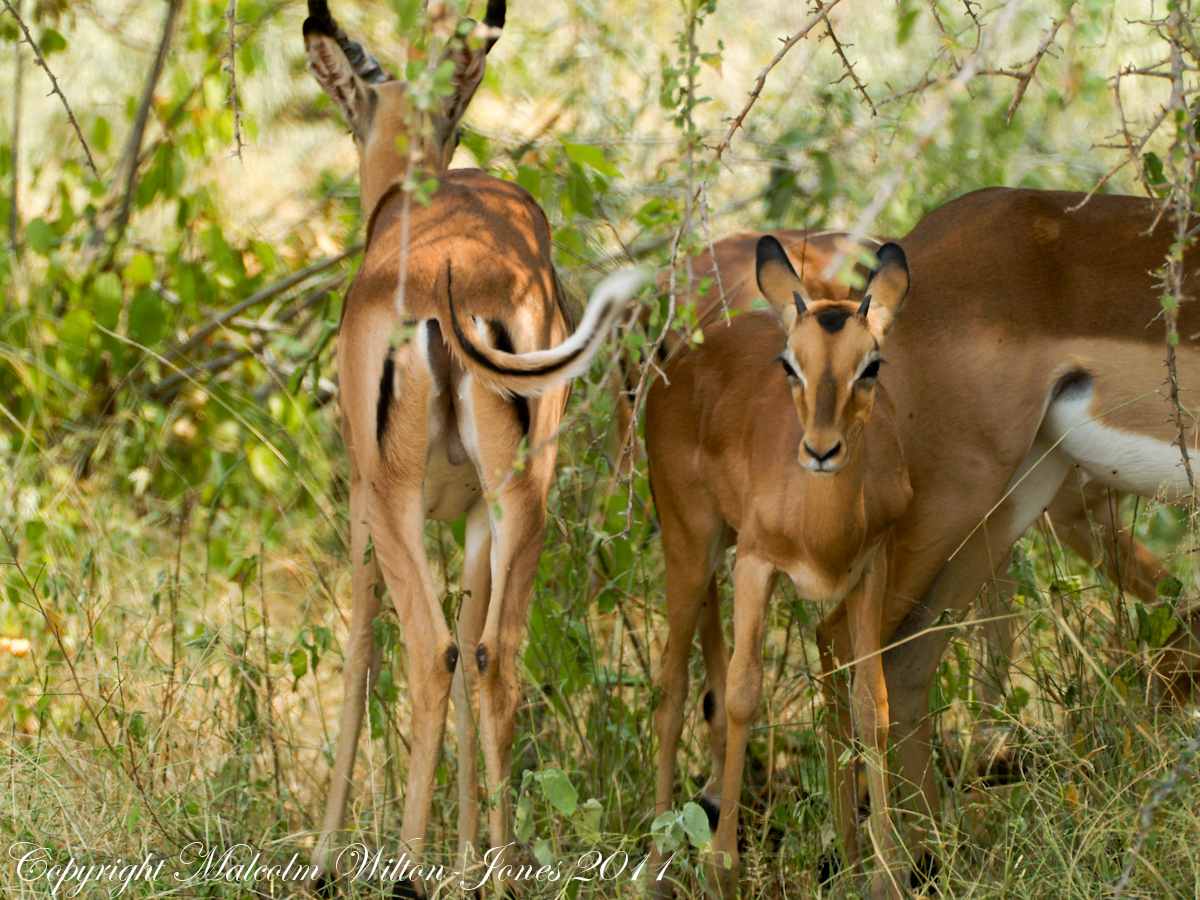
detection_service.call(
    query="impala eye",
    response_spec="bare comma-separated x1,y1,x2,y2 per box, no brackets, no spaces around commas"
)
779,355,800,380
859,359,882,381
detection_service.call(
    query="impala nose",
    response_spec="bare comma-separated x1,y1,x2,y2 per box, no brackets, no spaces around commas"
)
803,441,842,464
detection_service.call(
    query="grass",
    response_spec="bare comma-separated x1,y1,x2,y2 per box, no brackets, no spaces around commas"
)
4,0,1200,898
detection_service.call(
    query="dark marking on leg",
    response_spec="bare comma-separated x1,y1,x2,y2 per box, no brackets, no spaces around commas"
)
698,795,721,832
702,689,715,723
444,643,459,674
476,644,489,674
487,319,531,435
376,347,396,444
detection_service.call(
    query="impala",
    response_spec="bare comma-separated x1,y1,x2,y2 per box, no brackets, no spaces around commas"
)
646,235,912,899
847,187,1200,880
302,2,644,892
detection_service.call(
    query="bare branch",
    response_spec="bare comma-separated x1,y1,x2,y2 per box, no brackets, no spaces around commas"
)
162,245,361,367
1,0,97,177
710,0,846,168
223,0,246,159
824,16,876,115
827,0,1030,280
1005,17,1065,124
83,0,184,264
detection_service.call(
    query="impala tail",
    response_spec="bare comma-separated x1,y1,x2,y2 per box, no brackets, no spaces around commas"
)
447,264,650,396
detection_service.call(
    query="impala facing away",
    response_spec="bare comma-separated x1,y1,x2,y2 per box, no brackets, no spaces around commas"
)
302,1,644,892
646,236,912,899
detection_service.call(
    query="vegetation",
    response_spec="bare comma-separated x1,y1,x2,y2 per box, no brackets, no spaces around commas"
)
2,0,1198,897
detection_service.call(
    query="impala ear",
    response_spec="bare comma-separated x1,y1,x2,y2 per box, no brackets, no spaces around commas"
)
431,1,506,157
756,235,812,333
305,3,392,138
860,242,909,337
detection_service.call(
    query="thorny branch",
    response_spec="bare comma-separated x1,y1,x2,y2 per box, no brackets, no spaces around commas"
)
827,0,1030,280
1005,16,1065,124
710,0,845,169
824,15,875,115
1,0,97,177
224,0,246,159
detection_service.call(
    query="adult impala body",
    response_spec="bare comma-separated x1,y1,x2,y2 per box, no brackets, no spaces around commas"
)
646,236,912,899
861,187,1200,873
302,2,644,891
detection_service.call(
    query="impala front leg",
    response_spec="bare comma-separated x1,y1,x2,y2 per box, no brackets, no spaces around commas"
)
846,555,901,900
708,555,773,900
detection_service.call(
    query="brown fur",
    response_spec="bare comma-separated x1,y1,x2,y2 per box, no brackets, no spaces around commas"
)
863,188,1200,876
645,237,911,899
305,4,641,892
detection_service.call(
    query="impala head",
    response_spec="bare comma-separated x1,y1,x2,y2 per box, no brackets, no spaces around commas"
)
756,235,910,475
304,0,505,216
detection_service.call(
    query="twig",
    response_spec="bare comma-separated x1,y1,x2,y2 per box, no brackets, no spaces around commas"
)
8,0,21,255
824,15,875,115
162,247,360,366
84,0,184,263
223,0,246,159
1161,7,1197,499
826,0,1030,281
1005,17,1065,124
1,0,97,177
710,0,845,169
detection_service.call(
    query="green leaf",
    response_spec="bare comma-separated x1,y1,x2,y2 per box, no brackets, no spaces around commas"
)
25,218,57,256
540,767,578,815
681,801,713,847
124,253,155,288
561,140,621,178
92,117,111,153
289,648,308,682
39,28,67,56
128,287,164,347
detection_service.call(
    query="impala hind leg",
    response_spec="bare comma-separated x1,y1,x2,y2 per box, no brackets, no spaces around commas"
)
886,439,1072,880
697,578,730,824
454,501,492,878
707,555,774,900
368,484,458,895
313,436,384,883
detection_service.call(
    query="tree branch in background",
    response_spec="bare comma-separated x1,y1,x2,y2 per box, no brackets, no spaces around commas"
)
224,0,246,159
6,0,20,259
161,244,362,368
1005,16,1065,124
1,0,97,177
710,0,845,169
828,0,1030,279
824,15,875,115
83,0,184,265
